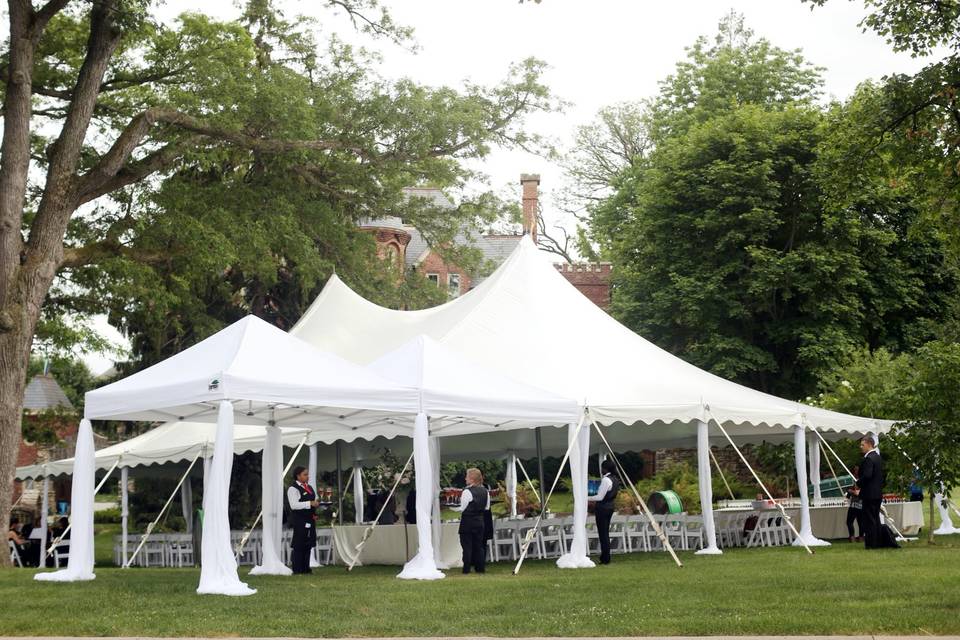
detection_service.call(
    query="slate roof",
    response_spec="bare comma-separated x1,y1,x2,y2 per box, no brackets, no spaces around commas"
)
23,374,74,412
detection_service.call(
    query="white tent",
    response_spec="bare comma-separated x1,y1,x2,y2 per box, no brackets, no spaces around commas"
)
37,315,420,595
292,236,894,555
364,335,581,578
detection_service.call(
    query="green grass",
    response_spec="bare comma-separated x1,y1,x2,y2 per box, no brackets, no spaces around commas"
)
2,534,959,636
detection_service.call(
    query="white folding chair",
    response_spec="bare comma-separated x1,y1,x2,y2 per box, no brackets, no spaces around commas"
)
558,516,576,553
168,534,194,567
684,514,704,550
516,521,543,559
53,539,71,568
584,519,601,554
624,514,648,553
493,520,518,562
539,520,564,558
315,528,334,565
138,537,166,567
8,540,23,567
662,514,685,550
609,514,629,554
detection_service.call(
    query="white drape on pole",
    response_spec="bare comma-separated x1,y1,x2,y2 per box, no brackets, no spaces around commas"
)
38,471,49,566
808,431,822,501
120,466,129,568
506,453,518,519
202,452,211,495
181,473,193,534
793,425,829,547
308,443,321,567
36,419,96,582
353,461,365,524
397,413,444,580
250,424,290,575
934,492,960,535
557,420,594,569
695,419,721,554
429,435,444,568
197,401,255,596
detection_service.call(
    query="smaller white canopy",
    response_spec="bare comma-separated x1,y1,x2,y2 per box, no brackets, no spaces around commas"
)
15,421,311,479
365,335,581,436
84,315,420,430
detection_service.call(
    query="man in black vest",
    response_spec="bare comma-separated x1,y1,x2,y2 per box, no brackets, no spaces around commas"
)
454,468,490,574
587,459,621,564
287,466,319,574
851,436,885,549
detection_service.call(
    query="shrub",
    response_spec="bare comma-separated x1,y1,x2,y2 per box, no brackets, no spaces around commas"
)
94,508,121,524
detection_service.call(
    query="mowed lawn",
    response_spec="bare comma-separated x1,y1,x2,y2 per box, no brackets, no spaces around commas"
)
1,531,959,637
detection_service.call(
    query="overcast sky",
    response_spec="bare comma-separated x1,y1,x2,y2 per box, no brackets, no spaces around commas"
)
76,0,937,374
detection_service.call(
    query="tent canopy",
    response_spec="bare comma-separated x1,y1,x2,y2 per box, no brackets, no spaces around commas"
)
15,421,311,480
84,315,420,436
292,237,892,443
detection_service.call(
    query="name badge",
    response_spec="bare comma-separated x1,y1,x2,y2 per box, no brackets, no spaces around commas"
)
305,523,312,529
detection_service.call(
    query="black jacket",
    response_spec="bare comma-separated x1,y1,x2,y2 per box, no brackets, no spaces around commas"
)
856,450,885,500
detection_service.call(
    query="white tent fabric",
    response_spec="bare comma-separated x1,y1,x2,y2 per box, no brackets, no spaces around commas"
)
352,461,365,525
556,422,593,569
250,425,290,575
85,315,419,430
428,436,443,567
506,453,518,518
198,402,255,595
15,420,310,480
396,413,444,580
792,426,829,547
934,493,960,535
292,237,893,437
808,432,822,501
35,419,96,583
695,420,721,554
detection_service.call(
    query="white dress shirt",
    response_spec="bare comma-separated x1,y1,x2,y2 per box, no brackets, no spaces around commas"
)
587,474,613,502
452,485,491,512
287,482,314,510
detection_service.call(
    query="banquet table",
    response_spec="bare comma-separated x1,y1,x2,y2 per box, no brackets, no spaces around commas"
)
331,521,465,568
720,501,924,539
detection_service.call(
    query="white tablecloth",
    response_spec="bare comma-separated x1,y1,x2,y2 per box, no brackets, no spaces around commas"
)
720,501,924,538
332,522,464,568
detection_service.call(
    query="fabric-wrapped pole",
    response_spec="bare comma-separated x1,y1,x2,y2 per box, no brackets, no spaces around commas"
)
197,401,256,596
793,425,830,547
36,419,96,582
308,443,321,568
557,420,594,569
181,473,194,534
429,435,444,567
38,471,49,565
506,453,518,519
397,413,444,580
353,460,365,524
934,491,960,535
250,423,290,575
808,431,822,502
121,465,129,568
695,419,721,554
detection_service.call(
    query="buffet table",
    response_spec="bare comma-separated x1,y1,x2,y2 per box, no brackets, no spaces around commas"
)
719,500,924,539
331,522,465,568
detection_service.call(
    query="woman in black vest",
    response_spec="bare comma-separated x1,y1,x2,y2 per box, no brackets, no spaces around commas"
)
287,466,319,574
587,459,621,564
454,468,490,574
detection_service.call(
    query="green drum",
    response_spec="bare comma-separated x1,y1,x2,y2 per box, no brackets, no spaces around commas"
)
648,490,683,515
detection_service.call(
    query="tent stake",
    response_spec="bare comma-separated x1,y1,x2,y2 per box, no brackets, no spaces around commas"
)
589,414,683,568
706,411,813,555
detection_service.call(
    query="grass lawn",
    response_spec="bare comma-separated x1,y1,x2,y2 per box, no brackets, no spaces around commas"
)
2,526,959,636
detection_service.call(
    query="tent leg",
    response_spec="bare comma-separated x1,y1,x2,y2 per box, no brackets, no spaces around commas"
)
506,453,518,519
38,472,49,567
336,442,343,526
793,425,829,547
353,461,365,525
397,414,444,580
121,466,129,568
808,431,822,502
695,420,721,555
535,427,545,502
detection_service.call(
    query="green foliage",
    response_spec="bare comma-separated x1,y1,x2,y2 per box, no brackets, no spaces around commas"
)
631,460,754,514
94,508,122,524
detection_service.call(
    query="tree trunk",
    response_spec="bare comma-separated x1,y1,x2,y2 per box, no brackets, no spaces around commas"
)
0,321,34,568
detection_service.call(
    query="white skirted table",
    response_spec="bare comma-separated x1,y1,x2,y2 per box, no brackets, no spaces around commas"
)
332,522,464,568
720,501,924,539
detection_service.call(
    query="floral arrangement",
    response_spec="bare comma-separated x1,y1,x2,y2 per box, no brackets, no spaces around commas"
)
369,448,411,491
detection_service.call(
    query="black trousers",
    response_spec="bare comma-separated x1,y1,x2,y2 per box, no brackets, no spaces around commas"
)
861,498,882,549
459,530,486,574
846,507,862,538
595,506,614,564
291,543,312,574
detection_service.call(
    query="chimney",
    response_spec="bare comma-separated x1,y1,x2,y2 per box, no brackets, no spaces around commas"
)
520,173,540,244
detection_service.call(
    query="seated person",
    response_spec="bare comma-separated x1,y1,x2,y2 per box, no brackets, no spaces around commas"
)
8,518,30,565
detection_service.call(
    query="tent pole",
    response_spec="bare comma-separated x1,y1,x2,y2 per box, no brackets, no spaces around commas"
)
705,410,813,555
234,436,308,560
515,457,542,504
347,451,414,571
535,427,545,500
120,466,129,568
38,469,49,567
708,447,736,501
126,453,200,567
46,459,120,560
811,428,907,540
514,415,587,575
590,414,684,567
336,442,343,526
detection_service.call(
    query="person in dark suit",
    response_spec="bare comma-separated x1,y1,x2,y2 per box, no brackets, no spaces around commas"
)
587,459,621,564
287,466,319,574
851,436,885,548
453,468,490,574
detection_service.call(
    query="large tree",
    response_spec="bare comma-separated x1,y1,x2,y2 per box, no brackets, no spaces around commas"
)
0,0,555,565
